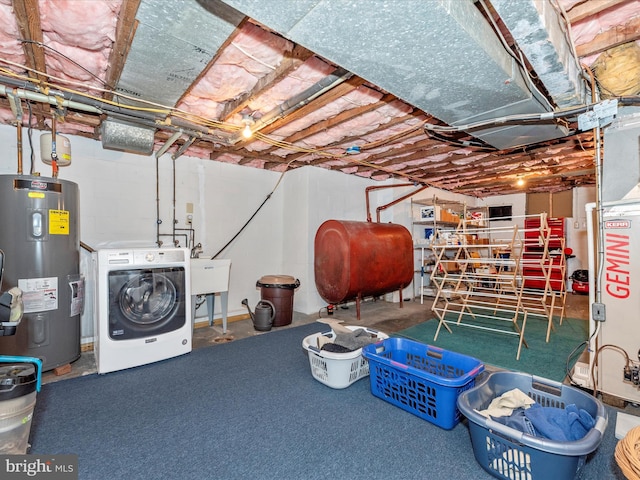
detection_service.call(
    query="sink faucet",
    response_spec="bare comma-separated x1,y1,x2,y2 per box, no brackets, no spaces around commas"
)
190,243,203,259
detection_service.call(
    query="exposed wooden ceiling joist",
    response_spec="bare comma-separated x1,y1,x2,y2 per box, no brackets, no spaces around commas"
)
565,0,630,23
103,0,141,97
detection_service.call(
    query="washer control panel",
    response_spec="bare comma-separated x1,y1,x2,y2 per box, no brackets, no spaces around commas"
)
104,248,186,266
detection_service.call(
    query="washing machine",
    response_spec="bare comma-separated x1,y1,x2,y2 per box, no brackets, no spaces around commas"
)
95,247,192,374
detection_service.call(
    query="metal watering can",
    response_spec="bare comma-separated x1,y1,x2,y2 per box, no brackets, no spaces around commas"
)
241,298,275,332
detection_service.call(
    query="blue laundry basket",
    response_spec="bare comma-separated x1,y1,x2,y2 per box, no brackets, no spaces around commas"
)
362,338,484,430
457,371,607,480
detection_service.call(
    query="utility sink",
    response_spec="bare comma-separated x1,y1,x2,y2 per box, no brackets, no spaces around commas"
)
190,258,231,295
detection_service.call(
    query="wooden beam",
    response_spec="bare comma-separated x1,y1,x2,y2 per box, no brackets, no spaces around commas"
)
220,44,314,121
576,16,640,58
566,0,630,23
104,0,141,96
12,0,49,127
12,0,46,81
260,76,365,134
230,74,365,148
173,18,249,109
450,169,595,190
269,92,398,149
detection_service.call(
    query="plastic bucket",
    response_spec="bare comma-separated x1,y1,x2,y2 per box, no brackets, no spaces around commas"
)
256,275,300,327
0,359,40,454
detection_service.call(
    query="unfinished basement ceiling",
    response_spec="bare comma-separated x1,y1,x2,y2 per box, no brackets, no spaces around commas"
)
0,0,639,197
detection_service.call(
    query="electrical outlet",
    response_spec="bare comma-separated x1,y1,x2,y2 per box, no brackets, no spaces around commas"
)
592,302,606,322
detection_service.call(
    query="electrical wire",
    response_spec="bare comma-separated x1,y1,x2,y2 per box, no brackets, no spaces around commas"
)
477,0,555,110
209,157,296,259
230,42,276,71
20,39,112,88
565,339,588,386
423,102,591,135
209,117,428,258
590,343,632,400
423,128,495,150
424,95,640,136
0,62,231,129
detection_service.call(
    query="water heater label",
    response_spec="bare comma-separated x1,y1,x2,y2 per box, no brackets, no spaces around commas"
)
17,276,59,313
68,275,85,317
49,209,70,235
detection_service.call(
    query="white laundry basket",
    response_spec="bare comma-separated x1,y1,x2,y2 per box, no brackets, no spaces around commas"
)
302,326,388,389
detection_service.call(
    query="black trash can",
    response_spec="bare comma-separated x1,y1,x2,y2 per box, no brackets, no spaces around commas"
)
256,275,300,327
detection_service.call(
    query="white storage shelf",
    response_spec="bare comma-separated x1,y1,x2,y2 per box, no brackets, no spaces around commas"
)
411,196,487,304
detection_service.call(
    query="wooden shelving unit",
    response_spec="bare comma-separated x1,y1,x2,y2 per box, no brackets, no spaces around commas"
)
429,213,566,359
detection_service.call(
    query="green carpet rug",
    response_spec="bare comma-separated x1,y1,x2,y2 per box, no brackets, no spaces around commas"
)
395,313,588,382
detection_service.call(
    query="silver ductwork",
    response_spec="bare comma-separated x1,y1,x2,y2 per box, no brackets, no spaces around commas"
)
491,0,587,108
116,0,243,107
101,119,156,155
216,0,583,149
103,0,244,154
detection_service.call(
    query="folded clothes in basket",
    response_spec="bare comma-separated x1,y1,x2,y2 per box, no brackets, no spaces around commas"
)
476,388,535,418
480,388,596,442
492,403,596,442
320,328,378,353
523,404,595,441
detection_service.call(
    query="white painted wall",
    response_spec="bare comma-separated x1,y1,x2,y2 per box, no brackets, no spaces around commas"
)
569,186,597,271
196,156,286,319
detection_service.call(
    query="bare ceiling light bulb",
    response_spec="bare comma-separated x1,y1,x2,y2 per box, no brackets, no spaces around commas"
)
241,114,254,139
242,123,253,138
517,177,525,187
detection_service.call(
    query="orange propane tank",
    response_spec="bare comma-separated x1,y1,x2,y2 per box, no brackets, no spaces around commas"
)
314,220,413,313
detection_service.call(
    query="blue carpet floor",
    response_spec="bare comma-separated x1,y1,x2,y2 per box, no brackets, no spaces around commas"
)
29,322,625,479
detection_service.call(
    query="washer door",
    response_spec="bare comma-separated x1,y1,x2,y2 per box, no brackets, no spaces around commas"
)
108,267,186,340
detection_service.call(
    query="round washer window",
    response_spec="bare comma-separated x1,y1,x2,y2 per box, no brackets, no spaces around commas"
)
118,273,177,325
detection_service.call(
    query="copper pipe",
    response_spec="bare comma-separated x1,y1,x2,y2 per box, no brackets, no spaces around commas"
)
50,116,59,178
16,123,23,175
375,185,428,223
365,183,427,222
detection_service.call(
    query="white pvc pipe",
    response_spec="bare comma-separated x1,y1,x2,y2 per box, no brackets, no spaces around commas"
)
0,85,102,114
